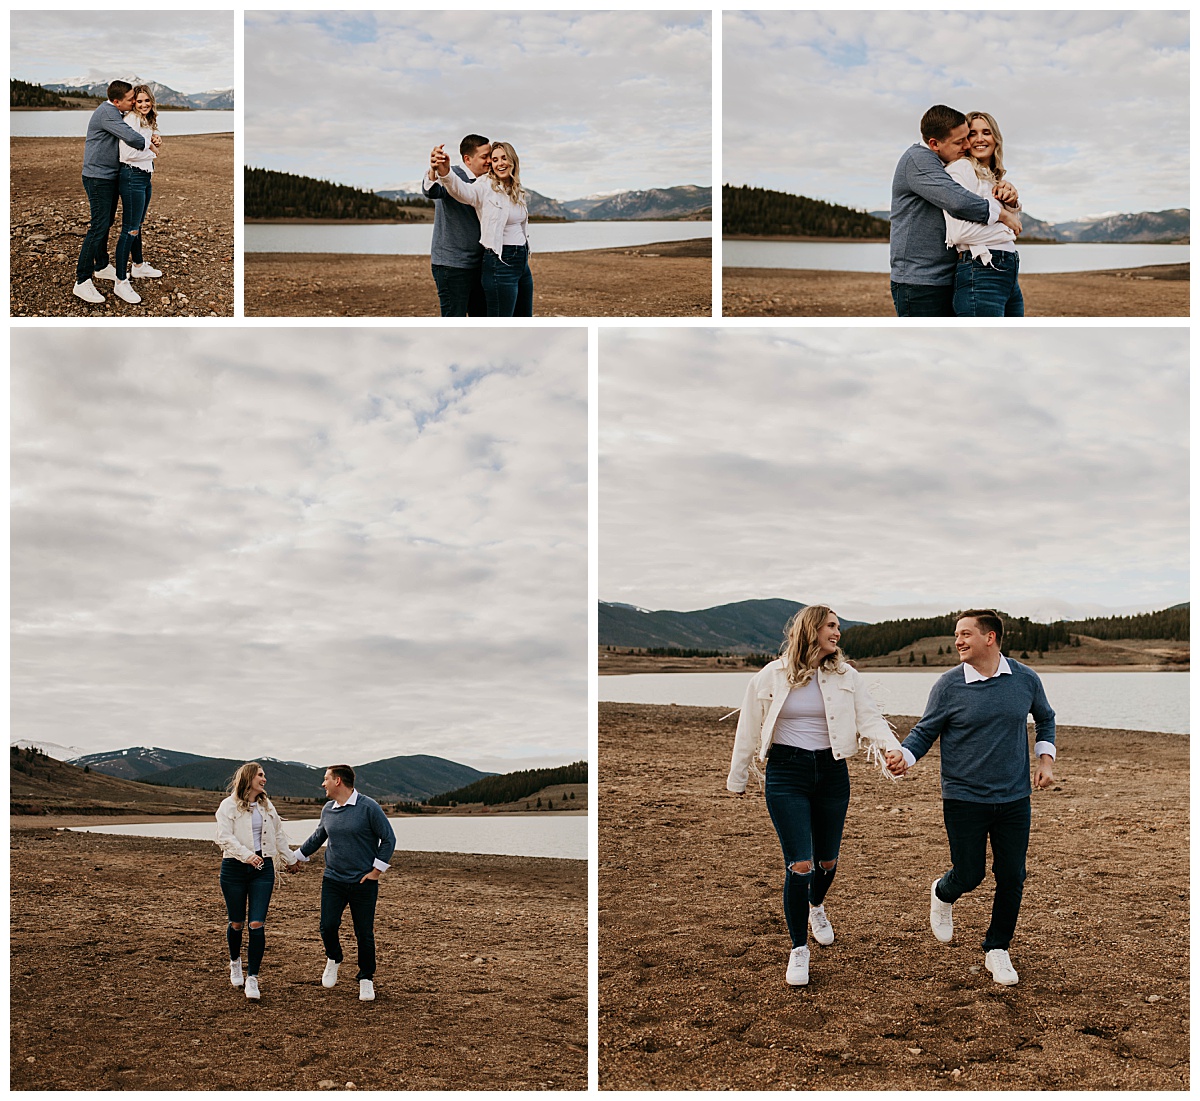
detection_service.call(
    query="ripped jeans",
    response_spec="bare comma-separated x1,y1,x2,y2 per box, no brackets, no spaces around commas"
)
220,856,274,975
764,744,850,947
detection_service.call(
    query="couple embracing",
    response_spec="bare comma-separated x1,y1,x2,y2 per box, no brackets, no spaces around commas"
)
728,606,1057,989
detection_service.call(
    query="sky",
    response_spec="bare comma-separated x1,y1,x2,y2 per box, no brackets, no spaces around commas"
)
12,330,587,772
724,10,1190,224
10,11,234,94
600,328,1188,624
245,9,711,198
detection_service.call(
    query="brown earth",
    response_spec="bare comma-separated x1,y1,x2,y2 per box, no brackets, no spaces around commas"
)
244,237,711,317
11,829,585,1090
722,264,1188,317
599,703,1188,1090
10,134,233,317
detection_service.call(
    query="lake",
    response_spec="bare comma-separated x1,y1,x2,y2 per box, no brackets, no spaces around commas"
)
246,220,712,255
11,110,234,138
71,814,586,860
722,240,1190,275
600,670,1189,735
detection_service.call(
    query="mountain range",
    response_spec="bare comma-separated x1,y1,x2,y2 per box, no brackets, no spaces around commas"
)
43,79,233,110
868,206,1189,244
377,183,710,222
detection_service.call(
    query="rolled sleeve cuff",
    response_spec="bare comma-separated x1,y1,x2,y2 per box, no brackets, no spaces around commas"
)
1034,741,1056,760
372,858,390,874
294,851,310,862
985,196,1002,224
900,747,916,768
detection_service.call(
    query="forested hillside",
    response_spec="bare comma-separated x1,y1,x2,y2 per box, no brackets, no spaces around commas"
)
245,167,432,220
723,184,890,238
426,761,587,807
11,79,67,108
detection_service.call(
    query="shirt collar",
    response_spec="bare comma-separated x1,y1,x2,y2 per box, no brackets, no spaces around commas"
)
963,653,1011,683
333,789,359,808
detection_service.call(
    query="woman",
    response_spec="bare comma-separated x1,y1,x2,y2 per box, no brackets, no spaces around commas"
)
944,111,1023,316
111,84,163,305
215,762,301,1000
727,605,904,987
432,141,533,316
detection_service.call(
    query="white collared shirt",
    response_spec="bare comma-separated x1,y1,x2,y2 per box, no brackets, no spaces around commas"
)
293,789,390,872
962,652,1012,683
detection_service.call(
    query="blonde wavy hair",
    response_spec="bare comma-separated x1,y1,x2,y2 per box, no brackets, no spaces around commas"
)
780,604,848,686
487,141,526,206
229,761,268,813
130,84,159,131
965,111,1005,182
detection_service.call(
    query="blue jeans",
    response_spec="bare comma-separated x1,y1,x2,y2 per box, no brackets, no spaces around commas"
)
763,744,851,947
115,164,152,280
482,244,533,316
890,280,955,317
953,250,1024,316
320,876,379,980
936,796,1031,950
75,174,120,283
220,857,274,975
431,263,487,316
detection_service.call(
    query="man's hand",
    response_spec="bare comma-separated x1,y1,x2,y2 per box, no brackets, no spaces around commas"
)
1034,756,1055,789
998,208,1023,236
992,180,1018,206
430,144,450,178
359,869,382,883
885,750,907,776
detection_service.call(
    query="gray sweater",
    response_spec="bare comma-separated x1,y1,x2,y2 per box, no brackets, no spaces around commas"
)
83,102,147,180
423,165,484,268
300,793,397,884
889,143,992,285
901,658,1056,803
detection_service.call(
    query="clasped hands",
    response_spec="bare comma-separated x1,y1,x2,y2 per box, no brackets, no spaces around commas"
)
992,179,1021,236
428,144,451,180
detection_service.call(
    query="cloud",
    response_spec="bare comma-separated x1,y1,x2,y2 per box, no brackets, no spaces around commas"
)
724,10,1189,222
12,329,587,769
245,10,711,197
600,328,1188,614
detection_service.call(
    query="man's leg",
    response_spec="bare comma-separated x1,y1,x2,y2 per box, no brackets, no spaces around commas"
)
937,799,991,905
319,877,351,964
982,797,1031,951
466,264,487,317
75,176,118,284
347,879,380,980
890,280,955,318
431,264,472,317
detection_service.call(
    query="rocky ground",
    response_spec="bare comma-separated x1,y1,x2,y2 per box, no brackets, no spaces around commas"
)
11,830,585,1090
245,237,711,317
599,703,1188,1090
10,134,233,317
722,264,1189,317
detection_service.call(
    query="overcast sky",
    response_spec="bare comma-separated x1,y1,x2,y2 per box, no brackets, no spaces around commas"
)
11,11,233,93
245,9,711,198
724,10,1189,224
12,330,586,772
601,328,1188,624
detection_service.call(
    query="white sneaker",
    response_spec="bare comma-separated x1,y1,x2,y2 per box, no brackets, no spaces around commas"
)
785,945,810,986
131,262,162,278
984,949,1019,986
930,879,954,943
229,959,244,987
92,264,117,281
112,279,141,304
809,904,835,946
245,975,260,1000
72,279,104,304
359,979,375,1001
322,959,340,988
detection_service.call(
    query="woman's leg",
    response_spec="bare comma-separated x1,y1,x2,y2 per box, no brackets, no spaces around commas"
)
219,858,248,961
809,757,851,907
245,859,274,976
131,179,150,266
514,256,534,317
764,756,816,948
1005,257,1024,317
115,169,149,281
481,253,504,317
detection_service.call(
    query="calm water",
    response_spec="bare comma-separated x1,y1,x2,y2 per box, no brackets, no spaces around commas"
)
722,240,1189,275
600,670,1189,735
11,110,233,137
246,220,712,255
71,814,586,860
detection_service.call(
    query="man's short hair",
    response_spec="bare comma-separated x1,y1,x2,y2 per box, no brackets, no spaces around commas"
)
326,763,356,788
107,80,133,102
921,104,967,143
460,134,489,158
960,609,1004,645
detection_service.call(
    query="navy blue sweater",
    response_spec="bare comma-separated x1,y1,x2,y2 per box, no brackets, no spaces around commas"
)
300,794,397,883
902,658,1056,803
424,165,484,268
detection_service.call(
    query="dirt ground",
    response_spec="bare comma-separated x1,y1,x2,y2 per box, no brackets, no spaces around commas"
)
244,237,711,317
10,134,233,317
11,831,586,1090
599,703,1188,1090
722,264,1189,317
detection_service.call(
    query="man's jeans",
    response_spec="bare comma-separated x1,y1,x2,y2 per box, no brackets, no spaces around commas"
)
115,164,152,280
76,174,120,283
953,250,1024,317
890,280,955,317
431,262,486,317
482,244,534,316
319,876,379,980
936,796,1031,950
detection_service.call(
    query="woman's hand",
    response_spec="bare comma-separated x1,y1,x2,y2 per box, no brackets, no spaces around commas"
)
249,855,264,870
884,750,907,776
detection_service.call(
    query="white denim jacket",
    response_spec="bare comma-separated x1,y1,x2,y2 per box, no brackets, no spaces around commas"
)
215,795,300,867
433,167,529,258
727,659,902,793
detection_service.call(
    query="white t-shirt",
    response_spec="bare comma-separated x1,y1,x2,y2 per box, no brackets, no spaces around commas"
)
502,196,528,246
944,157,1015,263
771,677,832,750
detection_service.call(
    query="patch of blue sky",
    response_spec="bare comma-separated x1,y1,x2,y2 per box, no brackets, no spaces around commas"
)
810,38,868,68
311,12,378,45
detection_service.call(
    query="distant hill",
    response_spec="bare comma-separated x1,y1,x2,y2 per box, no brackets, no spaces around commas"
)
71,746,213,780
724,184,889,238
11,79,68,108
246,167,432,221
581,185,711,221
426,760,587,807
356,755,491,801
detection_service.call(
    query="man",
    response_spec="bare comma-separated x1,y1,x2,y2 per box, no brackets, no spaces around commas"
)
889,610,1056,987
296,764,397,1001
889,104,1022,317
422,134,490,316
73,80,161,305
